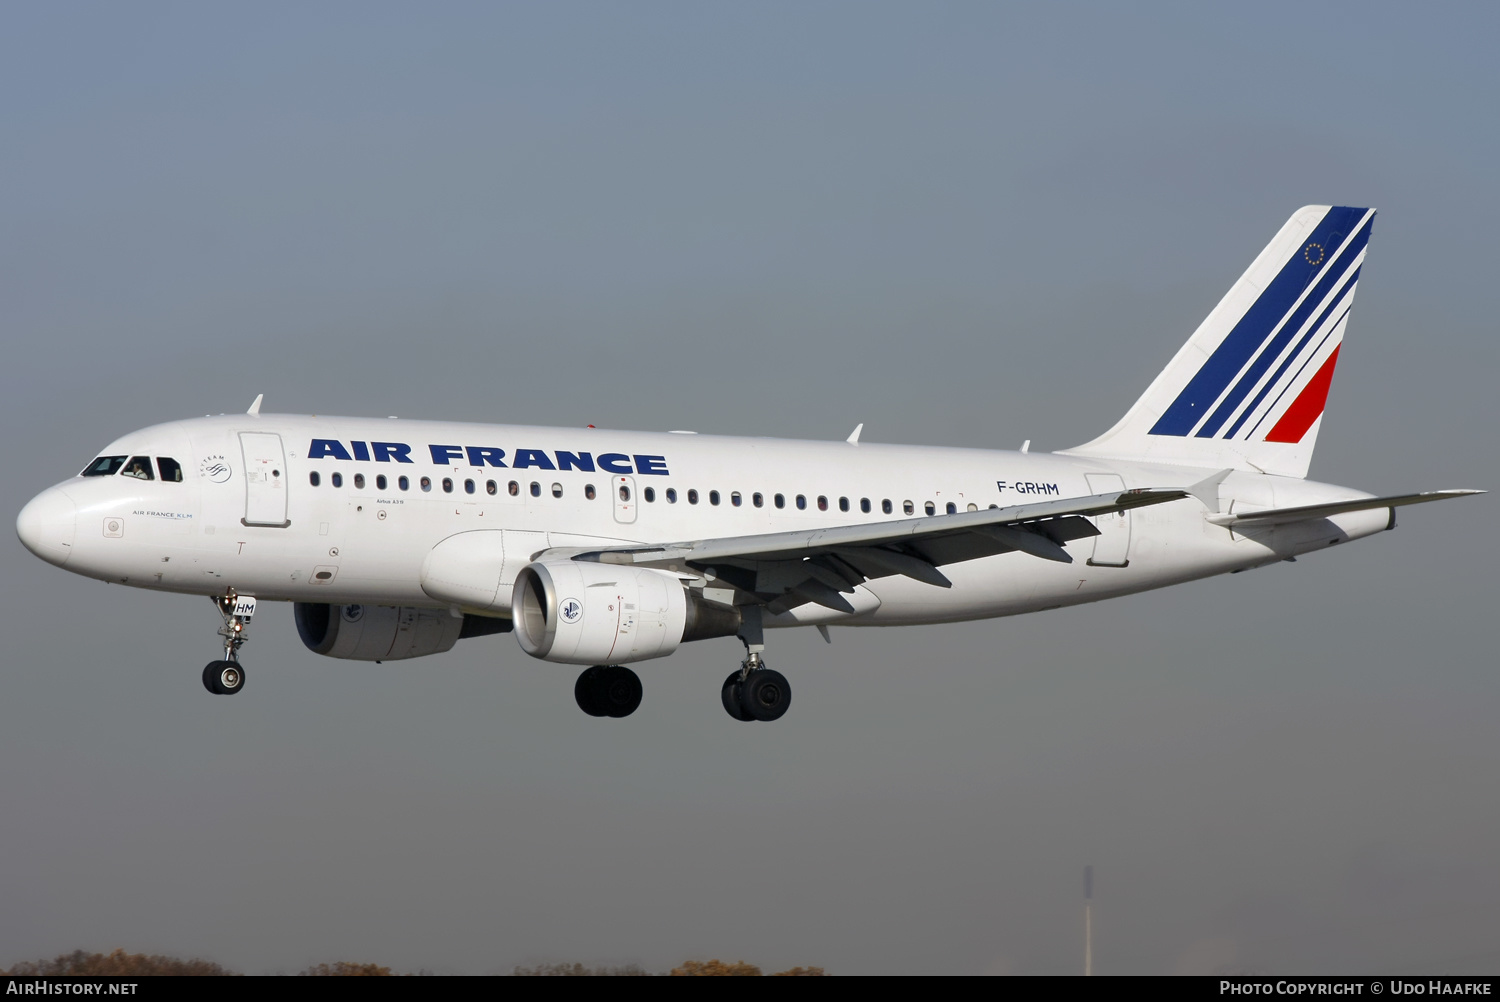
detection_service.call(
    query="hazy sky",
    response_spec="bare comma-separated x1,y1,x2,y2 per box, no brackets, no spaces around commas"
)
2,2,1496,975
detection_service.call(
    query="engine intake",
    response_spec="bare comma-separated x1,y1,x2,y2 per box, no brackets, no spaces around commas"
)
513,560,740,665
294,603,510,661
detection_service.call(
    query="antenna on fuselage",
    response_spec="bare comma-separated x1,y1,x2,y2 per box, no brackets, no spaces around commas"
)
246,394,264,416
846,423,863,445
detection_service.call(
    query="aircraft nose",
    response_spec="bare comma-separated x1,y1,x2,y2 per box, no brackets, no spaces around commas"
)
16,486,77,567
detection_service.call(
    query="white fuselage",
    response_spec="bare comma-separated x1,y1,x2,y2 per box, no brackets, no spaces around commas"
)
19,414,1390,633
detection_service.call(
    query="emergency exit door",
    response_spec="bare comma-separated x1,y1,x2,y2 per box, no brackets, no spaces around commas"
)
240,432,290,527
1084,473,1130,567
613,476,637,524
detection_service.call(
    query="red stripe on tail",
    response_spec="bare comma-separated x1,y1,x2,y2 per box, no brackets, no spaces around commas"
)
1265,345,1340,444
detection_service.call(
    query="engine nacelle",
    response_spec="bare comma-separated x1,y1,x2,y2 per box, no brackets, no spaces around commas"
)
512,560,740,665
294,603,510,661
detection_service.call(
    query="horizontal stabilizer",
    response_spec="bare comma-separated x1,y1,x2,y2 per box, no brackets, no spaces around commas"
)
1207,489,1483,526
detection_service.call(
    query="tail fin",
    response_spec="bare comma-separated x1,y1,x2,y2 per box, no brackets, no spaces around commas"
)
1061,205,1376,479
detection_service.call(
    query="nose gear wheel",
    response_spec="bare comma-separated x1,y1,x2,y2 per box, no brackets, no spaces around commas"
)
574,665,643,718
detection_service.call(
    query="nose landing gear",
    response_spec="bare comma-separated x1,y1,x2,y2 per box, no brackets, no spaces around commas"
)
203,592,254,695
574,665,643,717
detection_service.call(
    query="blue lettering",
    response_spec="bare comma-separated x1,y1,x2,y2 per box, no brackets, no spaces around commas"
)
597,453,633,474
371,442,413,463
465,446,507,468
351,441,371,462
429,444,465,465
309,439,353,461
556,451,595,473
513,449,557,471
634,454,669,476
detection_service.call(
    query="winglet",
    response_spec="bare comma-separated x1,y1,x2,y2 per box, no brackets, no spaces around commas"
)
846,423,863,445
246,394,264,416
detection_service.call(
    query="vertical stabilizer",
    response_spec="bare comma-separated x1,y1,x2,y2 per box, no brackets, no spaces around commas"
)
1061,206,1375,478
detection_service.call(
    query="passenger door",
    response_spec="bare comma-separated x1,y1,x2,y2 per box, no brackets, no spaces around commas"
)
1084,473,1130,567
240,432,290,527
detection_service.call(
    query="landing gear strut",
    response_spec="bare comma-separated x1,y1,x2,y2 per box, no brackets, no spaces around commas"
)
203,591,252,695
722,606,791,722
575,665,643,718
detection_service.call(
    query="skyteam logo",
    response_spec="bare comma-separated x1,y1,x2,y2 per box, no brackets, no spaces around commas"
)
198,455,232,483
1148,206,1375,446
559,598,583,625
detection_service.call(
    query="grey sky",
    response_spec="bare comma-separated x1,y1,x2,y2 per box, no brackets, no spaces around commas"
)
2,2,1495,975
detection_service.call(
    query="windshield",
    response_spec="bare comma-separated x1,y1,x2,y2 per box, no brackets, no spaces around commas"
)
81,456,127,477
121,456,154,480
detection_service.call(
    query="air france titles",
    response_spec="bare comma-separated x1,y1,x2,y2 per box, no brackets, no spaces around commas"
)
306,441,669,476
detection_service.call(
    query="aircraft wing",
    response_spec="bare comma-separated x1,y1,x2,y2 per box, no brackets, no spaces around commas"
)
1206,489,1484,526
567,488,1189,613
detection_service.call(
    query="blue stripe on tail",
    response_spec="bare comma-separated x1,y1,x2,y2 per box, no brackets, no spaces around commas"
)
1197,218,1372,438
1149,207,1369,438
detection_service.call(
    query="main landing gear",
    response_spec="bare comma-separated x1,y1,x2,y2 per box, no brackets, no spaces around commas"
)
203,591,251,695
574,665,643,718
721,606,791,722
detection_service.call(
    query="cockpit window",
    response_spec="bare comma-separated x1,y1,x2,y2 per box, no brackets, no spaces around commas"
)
81,456,127,477
121,456,155,480
156,458,183,482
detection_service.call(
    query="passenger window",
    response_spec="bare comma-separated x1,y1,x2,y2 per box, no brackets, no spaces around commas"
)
309,471,321,487
508,481,519,496
420,477,432,492
156,458,183,482
442,478,454,494
688,489,699,505
376,474,388,490
882,499,892,514
81,456,127,477
552,483,563,498
946,502,957,514
817,495,828,511
774,494,785,509
644,487,655,502
753,493,764,508
860,498,871,513
619,484,631,501
585,484,597,500
710,490,721,506
530,482,541,497
903,500,914,515
925,501,936,516
354,473,366,489
796,495,807,510
122,456,154,480
333,472,344,488
731,491,742,507
465,479,476,494
487,480,497,495
967,503,978,512
666,488,678,503
399,476,410,491
839,497,850,512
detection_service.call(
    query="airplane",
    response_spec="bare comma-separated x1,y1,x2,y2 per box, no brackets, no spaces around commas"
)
15,205,1482,722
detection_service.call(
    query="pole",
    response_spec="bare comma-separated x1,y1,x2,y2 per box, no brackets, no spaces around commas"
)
1084,865,1093,977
